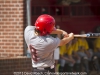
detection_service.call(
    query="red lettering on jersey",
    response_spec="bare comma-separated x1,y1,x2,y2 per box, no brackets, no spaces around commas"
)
29,45,38,62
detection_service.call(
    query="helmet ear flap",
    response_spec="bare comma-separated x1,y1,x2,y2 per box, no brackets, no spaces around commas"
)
41,28,50,36
42,29,47,35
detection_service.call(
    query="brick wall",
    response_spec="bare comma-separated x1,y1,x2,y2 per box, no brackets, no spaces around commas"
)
0,57,32,75
0,0,25,57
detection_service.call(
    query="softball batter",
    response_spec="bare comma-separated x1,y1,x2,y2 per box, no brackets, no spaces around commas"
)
24,14,74,74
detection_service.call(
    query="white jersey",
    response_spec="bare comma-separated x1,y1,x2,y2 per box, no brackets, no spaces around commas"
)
24,26,60,68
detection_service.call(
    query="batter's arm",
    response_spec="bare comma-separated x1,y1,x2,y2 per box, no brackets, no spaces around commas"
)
59,33,74,46
51,29,68,37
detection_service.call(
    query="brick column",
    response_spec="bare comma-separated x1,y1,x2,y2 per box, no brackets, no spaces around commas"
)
0,0,25,57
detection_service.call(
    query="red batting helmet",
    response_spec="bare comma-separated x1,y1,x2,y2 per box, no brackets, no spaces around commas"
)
35,14,56,35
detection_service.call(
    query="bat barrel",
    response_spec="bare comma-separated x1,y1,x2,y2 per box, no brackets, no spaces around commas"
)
74,33,100,38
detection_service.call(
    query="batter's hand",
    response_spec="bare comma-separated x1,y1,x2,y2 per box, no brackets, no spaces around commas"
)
69,33,74,39
63,31,69,37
